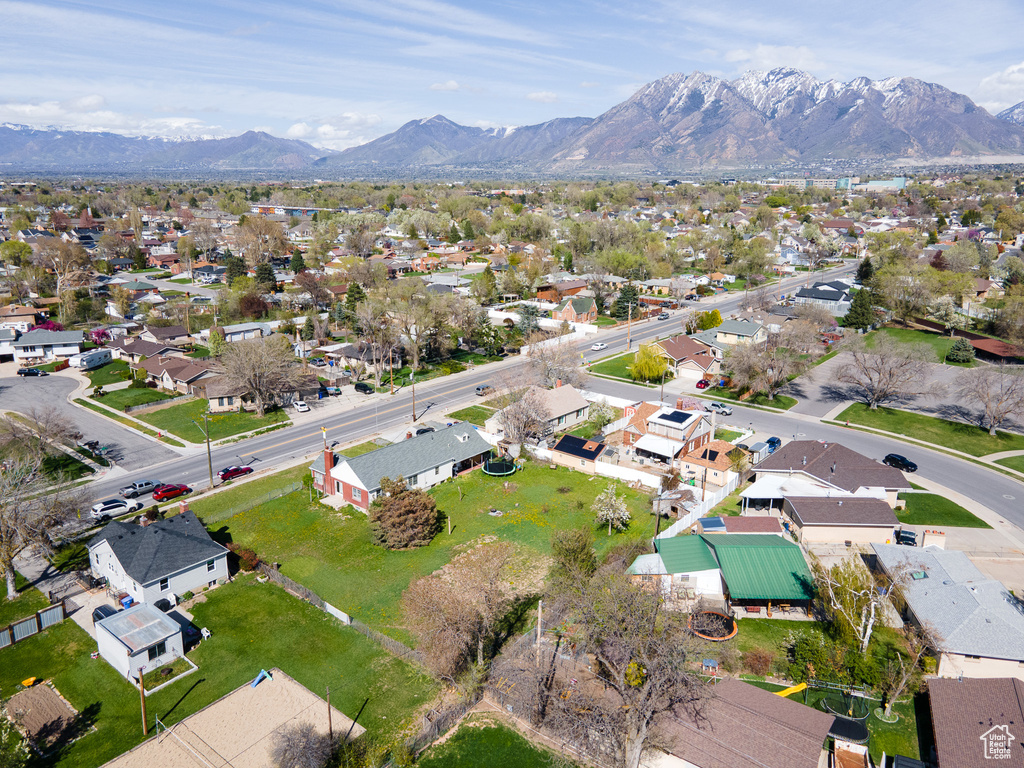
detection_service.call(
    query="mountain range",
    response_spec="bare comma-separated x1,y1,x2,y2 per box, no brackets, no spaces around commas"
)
4,68,1024,176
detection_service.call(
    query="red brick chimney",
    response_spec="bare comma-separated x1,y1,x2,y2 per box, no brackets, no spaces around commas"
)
556,379,562,388
406,431,413,440
322,448,334,492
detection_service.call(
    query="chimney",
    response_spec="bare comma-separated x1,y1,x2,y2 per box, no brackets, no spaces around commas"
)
322,447,334,491
178,500,190,515
406,431,413,440
556,379,562,388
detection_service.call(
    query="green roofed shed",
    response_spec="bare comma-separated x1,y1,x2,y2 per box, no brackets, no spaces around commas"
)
699,534,813,601
654,536,719,574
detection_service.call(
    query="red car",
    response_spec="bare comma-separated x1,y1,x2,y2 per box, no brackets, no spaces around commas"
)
218,466,253,481
152,483,192,501
696,379,711,389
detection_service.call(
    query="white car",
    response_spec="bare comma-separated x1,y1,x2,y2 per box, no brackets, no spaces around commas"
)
90,499,143,520
293,400,310,413
707,402,733,416
591,342,608,351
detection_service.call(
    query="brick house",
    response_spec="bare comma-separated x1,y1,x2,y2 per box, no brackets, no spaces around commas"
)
551,297,598,323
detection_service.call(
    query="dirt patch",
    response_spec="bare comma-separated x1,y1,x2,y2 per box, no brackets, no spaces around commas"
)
7,683,81,750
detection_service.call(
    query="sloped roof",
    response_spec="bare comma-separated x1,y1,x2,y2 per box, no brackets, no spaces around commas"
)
654,535,719,573
929,678,1024,768
756,440,911,493
700,534,814,601
551,434,605,461
532,385,590,418
12,329,84,347
88,511,228,586
96,603,180,652
787,497,898,527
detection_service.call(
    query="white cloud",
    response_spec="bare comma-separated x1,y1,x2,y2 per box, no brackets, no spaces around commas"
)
527,91,558,103
977,62,1024,113
429,80,461,91
725,44,824,73
579,81,600,88
0,97,221,138
286,113,383,150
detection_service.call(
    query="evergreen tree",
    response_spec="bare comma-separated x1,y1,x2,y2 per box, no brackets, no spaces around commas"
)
344,282,366,324
224,256,246,285
946,336,975,364
476,265,497,302
856,257,874,284
461,220,475,240
612,284,641,320
254,262,276,290
449,223,460,243
208,328,228,357
844,288,874,330
301,316,316,341
290,250,306,273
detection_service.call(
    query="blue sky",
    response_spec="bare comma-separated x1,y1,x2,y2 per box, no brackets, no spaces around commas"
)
4,0,1024,150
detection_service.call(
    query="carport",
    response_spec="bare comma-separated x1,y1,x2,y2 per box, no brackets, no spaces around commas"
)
632,434,684,466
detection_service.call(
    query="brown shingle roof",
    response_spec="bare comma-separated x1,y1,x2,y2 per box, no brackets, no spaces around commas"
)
721,516,784,534
624,401,662,436
656,334,718,370
929,678,1024,768
687,440,739,471
756,440,911,493
786,497,898,527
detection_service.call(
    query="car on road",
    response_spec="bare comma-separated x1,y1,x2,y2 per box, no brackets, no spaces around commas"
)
91,604,118,623
16,368,48,377
657,312,670,320
119,480,159,498
152,483,192,502
475,384,494,396
293,400,310,412
685,294,698,301
354,382,374,394
90,498,143,520
695,379,711,389
707,402,733,416
218,465,253,481
591,342,608,351
766,436,782,453
883,453,918,472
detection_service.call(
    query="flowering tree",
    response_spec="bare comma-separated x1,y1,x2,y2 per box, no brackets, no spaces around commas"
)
89,328,110,345
593,484,630,535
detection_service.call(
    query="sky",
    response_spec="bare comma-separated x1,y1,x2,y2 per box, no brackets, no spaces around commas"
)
5,0,1024,151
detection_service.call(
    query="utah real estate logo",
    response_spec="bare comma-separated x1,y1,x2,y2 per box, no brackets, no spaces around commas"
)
981,724,1015,760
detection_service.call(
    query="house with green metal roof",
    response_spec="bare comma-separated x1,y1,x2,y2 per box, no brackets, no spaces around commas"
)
700,534,814,608
626,535,723,602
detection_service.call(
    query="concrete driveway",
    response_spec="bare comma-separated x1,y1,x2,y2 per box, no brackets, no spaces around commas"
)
0,369,178,471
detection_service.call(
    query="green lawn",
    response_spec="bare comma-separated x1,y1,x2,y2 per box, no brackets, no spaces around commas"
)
135,399,290,443
593,316,618,327
897,493,991,528
447,405,496,427
707,485,746,517
92,387,175,411
870,327,974,366
202,463,656,644
0,576,435,768
0,571,50,629
706,388,798,410
418,714,575,768
85,360,130,387
589,352,635,380
73,398,186,448
566,408,624,440
186,346,210,358
995,455,1024,473
42,451,94,481
168,276,192,284
836,402,1024,457
715,428,743,443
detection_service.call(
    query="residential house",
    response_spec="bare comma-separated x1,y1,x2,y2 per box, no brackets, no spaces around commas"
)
139,355,219,394
536,280,587,302
310,423,491,510
698,515,784,535
929,678,1024,768
629,407,714,467
0,328,16,361
333,341,402,377
202,376,248,413
783,496,897,544
87,511,229,607
95,604,184,681
688,319,766,359
106,336,183,364
0,304,43,332
484,384,591,438
551,297,597,323
627,535,723,602
653,334,720,382
550,434,605,474
139,325,192,348
873,544,1024,681
206,322,272,343
147,252,180,271
678,439,744,489
12,329,83,363
792,281,852,316
619,401,664,447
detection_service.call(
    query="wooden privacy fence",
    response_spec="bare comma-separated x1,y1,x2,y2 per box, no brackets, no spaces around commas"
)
0,602,67,651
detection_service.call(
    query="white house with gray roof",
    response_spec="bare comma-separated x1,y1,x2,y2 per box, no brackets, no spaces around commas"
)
873,543,1024,681
310,422,491,510
12,329,83,362
95,603,183,680
88,511,229,607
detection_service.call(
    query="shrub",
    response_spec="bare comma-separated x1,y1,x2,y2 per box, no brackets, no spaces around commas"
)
226,542,261,571
437,360,466,375
180,591,194,602
129,378,148,389
743,647,775,677
946,336,975,363
368,476,441,549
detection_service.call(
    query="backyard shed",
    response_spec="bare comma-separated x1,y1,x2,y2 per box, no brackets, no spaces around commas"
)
95,603,183,681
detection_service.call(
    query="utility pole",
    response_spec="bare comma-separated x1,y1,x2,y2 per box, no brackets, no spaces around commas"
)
627,302,635,350
191,413,214,490
661,368,667,402
326,685,333,740
535,599,543,666
411,371,417,421
139,665,148,735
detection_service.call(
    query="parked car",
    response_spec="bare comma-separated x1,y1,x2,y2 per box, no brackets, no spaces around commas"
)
119,480,159,499
218,465,253,481
16,368,48,377
707,402,733,416
308,358,326,367
90,498,143,520
895,528,917,546
293,400,311,412
415,426,435,435
91,604,118,623
475,384,494,396
883,453,918,472
591,342,608,351
766,436,782,453
695,379,711,389
657,312,670,320
354,382,374,394
685,294,699,301
152,483,192,502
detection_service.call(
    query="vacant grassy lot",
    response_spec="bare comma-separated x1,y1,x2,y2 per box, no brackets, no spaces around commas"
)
897,493,991,528
0,576,435,768
870,327,973,366
92,387,174,411
73,398,186,447
207,462,656,643
0,571,50,628
418,715,575,768
996,455,1024,473
836,402,1024,457
715,428,743,443
447,405,496,426
706,388,798,410
85,360,130,387
42,451,94,481
589,352,635,380
136,399,289,442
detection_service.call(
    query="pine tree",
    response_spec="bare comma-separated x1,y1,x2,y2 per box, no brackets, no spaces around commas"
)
844,288,874,330
224,255,246,285
449,223,460,243
461,220,475,240
613,284,641,320
301,316,316,341
345,283,366,323
208,328,228,357
290,250,306,273
856,257,874,284
946,336,975,363
254,263,275,290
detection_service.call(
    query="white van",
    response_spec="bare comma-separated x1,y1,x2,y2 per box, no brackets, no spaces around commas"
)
69,348,112,370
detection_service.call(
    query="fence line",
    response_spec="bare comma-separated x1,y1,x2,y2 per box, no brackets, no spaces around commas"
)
656,474,740,539
197,481,303,524
0,602,68,651
123,393,194,414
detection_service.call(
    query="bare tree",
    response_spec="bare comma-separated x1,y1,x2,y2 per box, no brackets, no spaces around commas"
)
190,219,219,262
493,378,550,444
725,342,805,401
354,300,399,389
32,240,90,323
880,624,931,719
220,335,301,417
836,335,939,409
0,407,82,459
527,337,588,389
955,365,1024,435
750,284,776,312
294,270,333,309
238,216,287,267
271,722,335,768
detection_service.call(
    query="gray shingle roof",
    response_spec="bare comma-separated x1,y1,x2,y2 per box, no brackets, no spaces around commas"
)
88,511,228,586
12,329,84,347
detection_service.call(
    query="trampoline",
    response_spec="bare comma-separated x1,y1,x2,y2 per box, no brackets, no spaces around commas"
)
821,692,871,721
688,611,738,641
829,716,870,745
482,454,517,476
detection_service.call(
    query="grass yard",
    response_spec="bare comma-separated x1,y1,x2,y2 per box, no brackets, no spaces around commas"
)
417,714,575,768
593,316,618,327
85,360,130,387
135,398,289,443
715,428,743,443
168,276,192,284
836,402,1024,457
566,408,624,440
73,398,186,448
897,493,991,528
870,327,973,366
0,576,435,768
731,617,829,655
186,345,210,358
203,463,657,644
42,451,94,481
706,388,798,410
339,440,384,458
589,352,635,380
0,572,50,629
92,387,175,411
447,405,496,427
141,657,193,689
995,455,1024,473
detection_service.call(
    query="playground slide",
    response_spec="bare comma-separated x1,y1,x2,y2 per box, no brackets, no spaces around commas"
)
774,682,807,698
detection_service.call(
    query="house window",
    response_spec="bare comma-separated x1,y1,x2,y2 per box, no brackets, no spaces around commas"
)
147,641,166,661
435,467,439,476
227,396,234,405
217,397,225,406
580,459,586,466
558,415,566,425
159,578,169,591
964,655,981,663
207,559,215,572
408,474,418,485
352,487,362,501
576,409,584,418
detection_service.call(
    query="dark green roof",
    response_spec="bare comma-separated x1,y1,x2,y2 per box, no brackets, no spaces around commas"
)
700,534,813,601
555,297,595,314
654,535,718,574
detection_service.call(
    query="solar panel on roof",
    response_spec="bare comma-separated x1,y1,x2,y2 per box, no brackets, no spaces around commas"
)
659,411,692,424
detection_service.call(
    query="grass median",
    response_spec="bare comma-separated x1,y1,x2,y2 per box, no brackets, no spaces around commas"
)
73,398,185,447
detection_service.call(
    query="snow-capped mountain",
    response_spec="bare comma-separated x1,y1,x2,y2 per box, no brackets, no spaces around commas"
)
998,100,1024,126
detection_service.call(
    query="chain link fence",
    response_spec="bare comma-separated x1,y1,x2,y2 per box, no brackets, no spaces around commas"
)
197,481,303,524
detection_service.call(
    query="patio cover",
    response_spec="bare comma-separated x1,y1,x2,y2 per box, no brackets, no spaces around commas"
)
634,433,685,460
